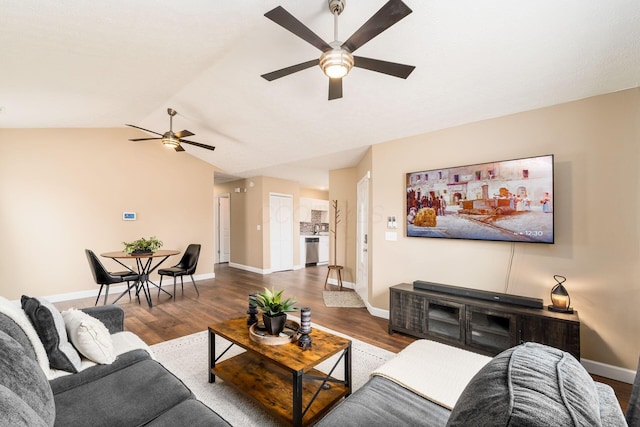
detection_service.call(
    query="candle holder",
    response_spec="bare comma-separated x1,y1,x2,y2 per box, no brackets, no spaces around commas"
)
298,307,312,350
247,293,259,326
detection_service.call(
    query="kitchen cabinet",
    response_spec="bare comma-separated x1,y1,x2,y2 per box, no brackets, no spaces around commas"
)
318,236,329,264
299,198,329,223
299,198,312,223
299,236,307,267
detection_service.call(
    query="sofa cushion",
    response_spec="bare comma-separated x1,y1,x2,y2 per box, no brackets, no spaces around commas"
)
0,296,51,375
50,348,152,394
317,375,451,427
22,295,82,373
145,399,232,427
0,330,55,426
53,358,194,427
447,342,602,427
62,308,115,364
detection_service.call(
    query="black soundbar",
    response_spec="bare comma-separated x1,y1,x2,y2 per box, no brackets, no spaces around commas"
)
413,280,543,309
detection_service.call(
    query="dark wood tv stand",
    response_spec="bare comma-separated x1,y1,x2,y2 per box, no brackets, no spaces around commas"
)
389,283,580,359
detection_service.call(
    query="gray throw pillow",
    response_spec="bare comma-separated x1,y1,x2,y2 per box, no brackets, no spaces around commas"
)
447,342,602,426
21,295,82,373
0,330,55,426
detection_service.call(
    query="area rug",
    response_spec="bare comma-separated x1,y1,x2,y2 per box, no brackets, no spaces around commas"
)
150,319,395,426
323,291,366,308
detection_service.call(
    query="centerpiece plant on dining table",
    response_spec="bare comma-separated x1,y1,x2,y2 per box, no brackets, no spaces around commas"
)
254,287,297,336
122,236,163,255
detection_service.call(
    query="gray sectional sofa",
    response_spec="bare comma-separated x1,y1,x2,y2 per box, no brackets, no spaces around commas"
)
319,341,634,426
3,291,638,427
0,298,229,426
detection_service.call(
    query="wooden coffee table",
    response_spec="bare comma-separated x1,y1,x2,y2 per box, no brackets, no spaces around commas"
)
208,317,352,426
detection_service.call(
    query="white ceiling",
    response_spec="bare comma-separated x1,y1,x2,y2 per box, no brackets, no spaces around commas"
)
2,1,639,189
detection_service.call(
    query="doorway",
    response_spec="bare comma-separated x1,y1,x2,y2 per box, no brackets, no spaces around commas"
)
356,174,369,303
269,193,294,273
216,194,230,264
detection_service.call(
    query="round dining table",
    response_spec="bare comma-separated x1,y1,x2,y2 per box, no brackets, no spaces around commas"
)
101,249,180,307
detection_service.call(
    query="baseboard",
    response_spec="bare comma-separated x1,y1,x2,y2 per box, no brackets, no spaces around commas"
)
366,308,635,383
228,263,309,274
326,278,355,290
581,358,637,384
366,305,390,320
33,272,215,303
228,263,268,274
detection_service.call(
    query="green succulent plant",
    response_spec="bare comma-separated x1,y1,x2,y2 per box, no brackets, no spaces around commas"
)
253,287,297,316
122,236,163,254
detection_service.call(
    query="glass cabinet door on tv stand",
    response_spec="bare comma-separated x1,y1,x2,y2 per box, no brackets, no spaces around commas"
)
465,306,516,354
427,299,464,342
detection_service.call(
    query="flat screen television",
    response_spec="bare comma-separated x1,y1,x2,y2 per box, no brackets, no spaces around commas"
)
406,154,554,243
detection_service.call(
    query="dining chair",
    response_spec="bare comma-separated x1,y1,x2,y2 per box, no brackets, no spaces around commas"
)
157,244,201,300
85,249,140,306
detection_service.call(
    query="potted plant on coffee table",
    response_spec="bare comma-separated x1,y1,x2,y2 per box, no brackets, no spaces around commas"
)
254,287,297,336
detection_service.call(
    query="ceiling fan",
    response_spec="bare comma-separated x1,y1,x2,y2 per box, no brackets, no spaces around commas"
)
261,0,415,100
125,108,215,152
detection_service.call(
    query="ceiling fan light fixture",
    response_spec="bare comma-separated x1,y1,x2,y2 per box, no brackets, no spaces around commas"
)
161,132,179,149
320,45,354,79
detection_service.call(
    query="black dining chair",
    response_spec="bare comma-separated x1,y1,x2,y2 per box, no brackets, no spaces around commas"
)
157,244,201,300
85,249,140,306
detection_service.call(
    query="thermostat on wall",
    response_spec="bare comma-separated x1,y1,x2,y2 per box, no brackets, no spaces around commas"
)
122,212,137,221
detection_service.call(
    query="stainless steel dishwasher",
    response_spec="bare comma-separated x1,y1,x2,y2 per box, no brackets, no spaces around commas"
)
305,237,319,266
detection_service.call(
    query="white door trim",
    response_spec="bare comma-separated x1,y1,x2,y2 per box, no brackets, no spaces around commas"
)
356,173,370,303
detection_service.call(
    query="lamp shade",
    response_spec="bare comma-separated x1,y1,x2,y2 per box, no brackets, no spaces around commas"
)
548,275,573,313
161,132,179,148
320,44,354,79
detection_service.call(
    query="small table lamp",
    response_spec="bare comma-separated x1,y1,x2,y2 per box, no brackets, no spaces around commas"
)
548,275,573,313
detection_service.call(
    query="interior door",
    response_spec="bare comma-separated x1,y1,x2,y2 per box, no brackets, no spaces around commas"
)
270,194,294,272
217,195,230,263
356,174,369,301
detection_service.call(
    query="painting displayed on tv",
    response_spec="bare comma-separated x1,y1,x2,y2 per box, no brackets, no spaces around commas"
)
406,154,554,243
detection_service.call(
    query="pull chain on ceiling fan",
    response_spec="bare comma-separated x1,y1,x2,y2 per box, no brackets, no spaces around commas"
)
125,108,215,152
261,0,416,100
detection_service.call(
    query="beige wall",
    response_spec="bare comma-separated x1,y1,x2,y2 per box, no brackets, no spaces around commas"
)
0,128,215,300
300,188,329,199
362,88,639,369
328,168,358,282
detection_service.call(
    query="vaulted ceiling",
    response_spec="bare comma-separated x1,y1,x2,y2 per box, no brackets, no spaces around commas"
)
2,1,639,188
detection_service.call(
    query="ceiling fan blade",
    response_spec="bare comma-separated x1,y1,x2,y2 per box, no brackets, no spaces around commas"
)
129,137,162,142
354,56,415,79
180,139,216,151
175,145,186,152
264,6,332,52
174,129,194,139
125,124,163,137
261,59,319,81
328,78,343,100
342,0,412,53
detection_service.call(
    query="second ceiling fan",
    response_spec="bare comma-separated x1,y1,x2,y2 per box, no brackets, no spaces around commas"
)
261,0,416,100
126,108,215,152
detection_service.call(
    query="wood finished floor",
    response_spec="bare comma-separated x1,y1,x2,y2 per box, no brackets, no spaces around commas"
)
54,263,632,413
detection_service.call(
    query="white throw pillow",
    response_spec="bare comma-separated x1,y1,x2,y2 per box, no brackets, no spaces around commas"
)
61,309,116,364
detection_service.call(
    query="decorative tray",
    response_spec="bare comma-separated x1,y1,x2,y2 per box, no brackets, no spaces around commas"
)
249,319,300,345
